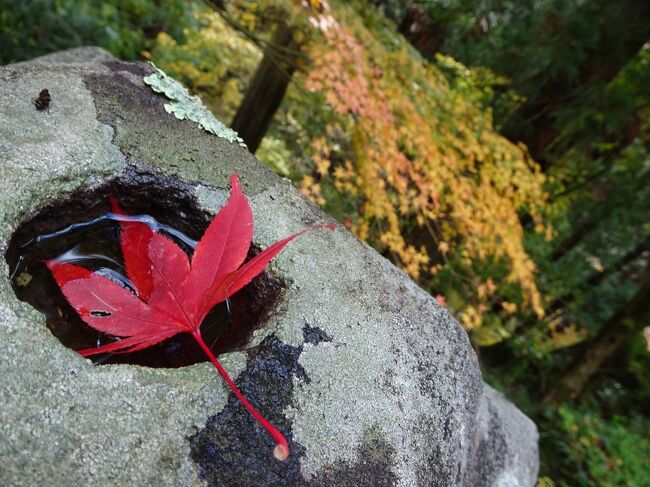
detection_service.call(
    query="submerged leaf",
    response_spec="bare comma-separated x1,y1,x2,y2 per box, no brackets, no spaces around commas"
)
109,197,155,300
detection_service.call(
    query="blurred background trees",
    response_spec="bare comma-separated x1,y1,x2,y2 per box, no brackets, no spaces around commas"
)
2,0,649,484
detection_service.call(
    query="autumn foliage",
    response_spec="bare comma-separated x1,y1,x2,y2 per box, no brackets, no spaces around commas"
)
298,6,547,331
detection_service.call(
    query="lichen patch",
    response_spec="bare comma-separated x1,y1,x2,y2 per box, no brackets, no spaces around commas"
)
143,65,247,147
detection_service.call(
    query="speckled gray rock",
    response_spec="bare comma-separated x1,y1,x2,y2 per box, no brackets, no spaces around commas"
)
0,47,539,486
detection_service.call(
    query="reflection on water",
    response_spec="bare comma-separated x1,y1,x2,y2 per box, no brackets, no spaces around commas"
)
11,208,235,368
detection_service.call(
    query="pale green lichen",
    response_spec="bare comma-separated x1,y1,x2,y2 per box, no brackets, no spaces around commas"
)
143,66,247,148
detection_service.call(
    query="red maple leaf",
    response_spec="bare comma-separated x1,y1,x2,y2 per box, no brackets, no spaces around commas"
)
46,173,334,461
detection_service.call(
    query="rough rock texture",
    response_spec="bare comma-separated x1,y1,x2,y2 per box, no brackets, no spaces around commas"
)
0,47,539,486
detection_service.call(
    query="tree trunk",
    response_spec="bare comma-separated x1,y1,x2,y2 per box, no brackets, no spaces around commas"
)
398,4,445,57
231,26,300,153
543,257,650,404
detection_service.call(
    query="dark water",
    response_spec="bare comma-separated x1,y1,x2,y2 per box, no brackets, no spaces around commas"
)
9,209,281,368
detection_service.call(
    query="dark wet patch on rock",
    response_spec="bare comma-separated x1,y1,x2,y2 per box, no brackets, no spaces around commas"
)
102,60,149,76
302,324,332,345
83,63,278,194
189,335,400,486
309,433,398,487
189,335,307,486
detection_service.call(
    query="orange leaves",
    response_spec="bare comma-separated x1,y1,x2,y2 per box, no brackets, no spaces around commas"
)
305,26,369,117
306,24,393,125
299,5,549,327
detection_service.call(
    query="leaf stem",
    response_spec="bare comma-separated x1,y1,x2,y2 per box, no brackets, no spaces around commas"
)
191,331,289,461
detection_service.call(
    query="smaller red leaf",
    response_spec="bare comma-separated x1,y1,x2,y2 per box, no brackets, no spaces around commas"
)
53,262,183,338
110,197,155,300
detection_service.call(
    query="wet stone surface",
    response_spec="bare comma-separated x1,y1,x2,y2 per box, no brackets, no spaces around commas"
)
302,324,332,345
190,336,307,486
190,335,399,487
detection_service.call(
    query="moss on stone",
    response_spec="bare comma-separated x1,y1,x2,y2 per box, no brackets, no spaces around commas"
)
84,62,277,194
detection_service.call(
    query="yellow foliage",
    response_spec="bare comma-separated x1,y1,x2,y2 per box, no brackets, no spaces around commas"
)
501,301,518,315
461,305,483,330
536,476,556,487
299,176,326,206
299,5,548,321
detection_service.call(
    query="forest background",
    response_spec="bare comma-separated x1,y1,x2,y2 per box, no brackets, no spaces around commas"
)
2,0,649,484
